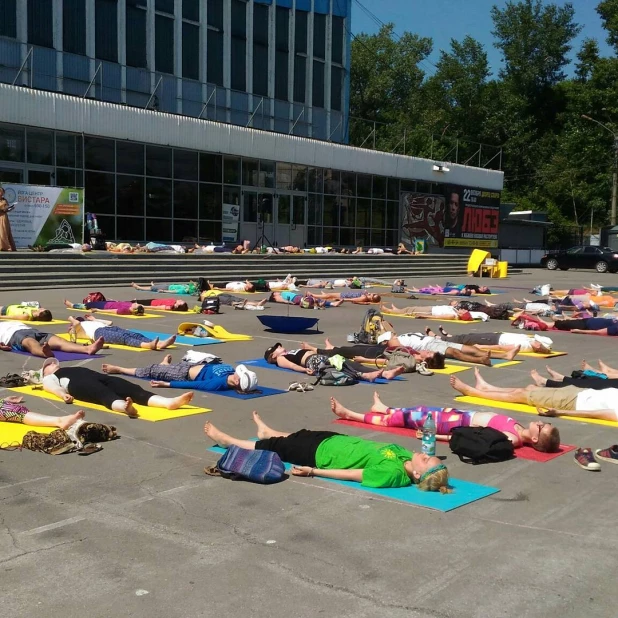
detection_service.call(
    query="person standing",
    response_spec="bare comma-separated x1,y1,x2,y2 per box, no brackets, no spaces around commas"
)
0,187,16,251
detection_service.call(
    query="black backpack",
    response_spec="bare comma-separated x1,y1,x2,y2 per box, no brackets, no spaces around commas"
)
201,297,220,314
312,367,358,386
449,426,514,464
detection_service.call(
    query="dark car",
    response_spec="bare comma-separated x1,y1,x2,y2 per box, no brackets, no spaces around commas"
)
541,246,618,273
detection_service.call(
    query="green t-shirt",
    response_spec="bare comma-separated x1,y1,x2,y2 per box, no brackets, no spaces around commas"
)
315,435,413,488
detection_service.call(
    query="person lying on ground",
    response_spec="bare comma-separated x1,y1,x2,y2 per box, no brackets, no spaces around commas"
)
64,299,144,316
68,316,176,350
483,299,555,316
0,304,53,322
203,411,451,491
381,302,489,322
448,300,512,319
310,291,381,304
397,242,416,255
548,293,616,310
449,372,618,422
581,359,618,378
268,291,342,308
199,291,267,310
523,314,618,336
529,366,618,391
131,281,198,295
0,395,86,429
263,342,405,381
204,280,256,293
101,354,258,393
128,298,189,311
34,359,193,418
409,283,491,296
0,321,104,358
232,240,251,254
331,389,560,452
301,278,359,289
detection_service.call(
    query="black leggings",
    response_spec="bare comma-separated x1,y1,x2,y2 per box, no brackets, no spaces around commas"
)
448,333,501,346
546,377,618,390
56,367,154,409
317,344,387,360
255,430,340,467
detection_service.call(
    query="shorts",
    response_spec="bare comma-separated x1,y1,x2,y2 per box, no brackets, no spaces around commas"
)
217,293,243,306
306,354,329,373
526,385,581,410
8,329,52,349
255,430,340,467
422,339,463,354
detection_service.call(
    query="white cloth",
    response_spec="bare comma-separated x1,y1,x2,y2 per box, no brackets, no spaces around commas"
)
42,373,71,391
225,282,246,292
79,320,109,339
575,388,618,414
498,333,536,352
181,350,221,365
396,333,462,353
0,321,30,345
469,311,490,322
431,306,458,318
525,302,551,312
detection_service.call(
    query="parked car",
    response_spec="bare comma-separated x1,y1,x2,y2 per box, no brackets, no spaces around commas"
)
541,246,618,273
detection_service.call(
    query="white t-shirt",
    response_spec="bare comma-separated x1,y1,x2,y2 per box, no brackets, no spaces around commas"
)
332,279,348,287
431,306,458,317
396,333,425,350
79,320,109,339
525,302,551,312
498,333,535,351
226,282,246,292
0,321,30,345
469,311,490,322
43,373,71,391
575,389,618,414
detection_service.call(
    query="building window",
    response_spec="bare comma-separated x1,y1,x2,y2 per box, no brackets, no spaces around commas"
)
173,149,198,181
117,141,145,175
95,0,118,62
331,16,344,65
26,129,54,165
182,22,199,79
275,7,289,101
207,0,223,29
146,178,172,217
312,60,324,108
199,153,222,183
0,0,16,38
183,0,200,22
313,13,326,60
155,0,174,13
200,183,223,219
63,0,86,54
27,0,53,48
253,3,269,97
155,14,174,74
146,145,173,178
223,157,241,185
85,171,115,215
331,66,342,111
85,137,115,173
207,30,224,86
116,217,145,241
295,10,307,54
56,133,83,168
126,1,147,68
174,181,199,219
117,175,144,216
230,0,246,92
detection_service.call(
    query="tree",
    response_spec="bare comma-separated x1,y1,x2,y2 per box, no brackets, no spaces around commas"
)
597,0,618,53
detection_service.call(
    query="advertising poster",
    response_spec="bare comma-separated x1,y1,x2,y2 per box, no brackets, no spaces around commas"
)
1,184,84,248
400,192,445,246
222,202,240,242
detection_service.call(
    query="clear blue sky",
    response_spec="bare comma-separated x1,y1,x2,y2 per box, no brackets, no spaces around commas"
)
351,0,613,77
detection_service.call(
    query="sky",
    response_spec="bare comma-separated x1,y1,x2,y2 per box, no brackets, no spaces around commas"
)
351,0,613,78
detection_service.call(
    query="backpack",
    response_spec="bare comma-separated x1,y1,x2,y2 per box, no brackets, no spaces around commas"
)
201,296,220,314
449,426,515,464
391,284,406,294
312,367,358,386
350,308,384,344
83,292,106,304
204,445,286,484
0,373,28,388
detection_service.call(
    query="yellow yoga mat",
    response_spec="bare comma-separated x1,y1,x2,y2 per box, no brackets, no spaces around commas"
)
70,308,161,319
9,385,212,423
177,322,253,342
450,359,522,369
517,351,568,359
433,365,471,375
454,395,618,427
0,423,54,447
56,332,170,352
382,312,484,323
0,318,69,326
201,289,258,296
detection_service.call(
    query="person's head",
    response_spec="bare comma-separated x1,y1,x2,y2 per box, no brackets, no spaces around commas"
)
300,296,316,309
41,357,60,378
449,191,460,224
227,364,258,393
531,335,553,354
404,454,452,493
264,342,285,364
81,244,92,252
245,282,255,292
421,351,445,370
173,300,188,311
449,300,458,307
456,309,472,321
130,303,145,315
478,286,490,294
528,421,561,453
33,309,52,321
366,293,381,303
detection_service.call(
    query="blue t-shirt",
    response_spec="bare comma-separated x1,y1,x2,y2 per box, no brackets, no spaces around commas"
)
170,363,234,391
585,318,617,331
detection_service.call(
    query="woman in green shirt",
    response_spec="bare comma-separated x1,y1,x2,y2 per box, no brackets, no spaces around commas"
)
204,412,451,492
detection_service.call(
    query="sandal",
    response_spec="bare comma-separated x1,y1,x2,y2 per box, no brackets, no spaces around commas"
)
296,382,314,392
288,382,301,391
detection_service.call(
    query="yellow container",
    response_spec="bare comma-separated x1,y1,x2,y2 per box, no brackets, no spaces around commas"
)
497,261,508,278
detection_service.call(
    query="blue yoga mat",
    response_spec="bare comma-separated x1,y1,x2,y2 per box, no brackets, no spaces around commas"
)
11,349,106,361
212,386,288,400
133,330,222,346
236,358,405,384
209,446,499,512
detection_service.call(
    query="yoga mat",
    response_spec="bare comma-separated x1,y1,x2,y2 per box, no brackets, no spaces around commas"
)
9,385,212,423
361,361,469,375
516,444,577,462
208,446,500,512
70,308,161,319
517,351,568,359
132,330,222,346
56,333,167,352
11,349,104,361
178,322,253,342
0,423,54,448
411,292,501,297
382,312,484,323
450,358,522,368
236,358,405,384
209,386,288,400
0,318,68,326
454,395,618,427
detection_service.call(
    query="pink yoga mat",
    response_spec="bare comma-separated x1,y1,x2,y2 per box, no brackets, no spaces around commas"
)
332,419,577,462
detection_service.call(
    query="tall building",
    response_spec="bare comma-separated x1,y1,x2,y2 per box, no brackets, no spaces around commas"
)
0,0,503,248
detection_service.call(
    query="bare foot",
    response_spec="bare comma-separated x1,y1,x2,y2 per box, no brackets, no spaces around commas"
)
101,363,121,374
301,342,317,351
371,391,389,413
504,345,521,361
41,342,54,358
330,397,356,420
57,409,85,429
257,299,267,306
361,369,384,382
473,367,492,389
598,359,612,373
324,338,334,350
383,366,405,380
131,282,138,289
168,392,194,409
161,354,173,365
331,300,344,307
63,299,72,308
203,421,232,446
252,411,273,439
450,375,472,394
545,365,564,380
86,337,105,355
530,369,547,387
157,335,176,350
142,337,159,350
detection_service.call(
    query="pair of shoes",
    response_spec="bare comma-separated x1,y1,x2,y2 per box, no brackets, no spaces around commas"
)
574,448,601,471
287,381,315,393
416,362,434,376
595,445,618,464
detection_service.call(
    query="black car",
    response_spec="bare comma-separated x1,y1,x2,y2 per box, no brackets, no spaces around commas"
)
541,246,618,273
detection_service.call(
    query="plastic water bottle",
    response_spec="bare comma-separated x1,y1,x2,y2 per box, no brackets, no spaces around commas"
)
421,412,436,456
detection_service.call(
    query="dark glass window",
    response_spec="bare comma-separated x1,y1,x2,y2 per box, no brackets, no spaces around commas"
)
308,167,323,193
117,175,144,216
231,37,246,91
155,14,174,74
0,0,16,38
231,0,246,38
199,153,222,183
182,22,199,79
199,220,222,241
340,196,355,227
84,137,115,172
292,165,307,191
95,0,118,62
146,178,172,217
85,171,115,214
313,13,325,59
174,181,199,219
200,184,222,219
323,196,339,227
63,0,86,54
275,51,288,101
324,170,340,194
387,178,400,200
183,0,199,21
357,174,372,198
253,4,269,45
207,0,223,29
56,168,76,187
372,176,386,199
386,201,398,229
253,44,268,96
331,66,342,111
173,149,198,181
356,198,370,227
147,218,172,242
56,134,82,168
146,146,172,178
126,4,147,68
207,31,224,86
259,161,275,188
27,0,53,48
116,217,145,241
117,142,144,175
331,16,344,64
174,219,198,242
242,159,258,186
312,60,324,108
295,10,307,53
155,0,174,13
341,172,355,195
275,7,289,51
372,199,385,229
96,215,116,238
223,157,240,184
26,129,53,165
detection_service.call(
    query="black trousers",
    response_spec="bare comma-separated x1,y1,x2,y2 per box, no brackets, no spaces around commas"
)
448,333,501,346
255,430,340,467
317,343,387,360
56,367,154,409
546,377,618,390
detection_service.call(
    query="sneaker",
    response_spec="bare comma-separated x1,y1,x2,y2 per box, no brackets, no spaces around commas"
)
574,448,601,471
416,362,434,376
595,445,618,464
590,283,602,290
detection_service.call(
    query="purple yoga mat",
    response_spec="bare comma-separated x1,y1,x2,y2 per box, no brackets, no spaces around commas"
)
10,349,104,361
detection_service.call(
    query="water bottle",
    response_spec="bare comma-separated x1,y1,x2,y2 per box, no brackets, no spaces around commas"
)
421,412,436,456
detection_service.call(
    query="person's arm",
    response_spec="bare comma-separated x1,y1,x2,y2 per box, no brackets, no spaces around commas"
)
415,429,451,441
168,379,214,391
571,329,608,336
276,356,312,374
42,378,74,403
5,313,32,321
150,380,172,387
353,355,386,366
291,466,364,482
349,298,372,304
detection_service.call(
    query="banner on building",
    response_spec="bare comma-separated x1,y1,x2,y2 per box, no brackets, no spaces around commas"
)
222,202,240,242
400,193,446,247
1,184,84,248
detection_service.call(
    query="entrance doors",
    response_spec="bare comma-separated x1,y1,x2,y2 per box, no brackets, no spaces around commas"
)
275,193,307,248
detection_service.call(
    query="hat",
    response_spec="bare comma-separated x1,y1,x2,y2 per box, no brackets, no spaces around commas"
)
533,334,553,349
264,342,282,362
28,357,59,384
235,364,258,392
377,331,392,344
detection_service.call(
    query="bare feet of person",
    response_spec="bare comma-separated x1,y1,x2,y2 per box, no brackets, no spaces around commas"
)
330,397,356,420
63,299,73,308
371,391,389,413
161,353,173,365
301,341,317,351
473,367,493,389
57,409,85,429
324,338,334,350
530,369,547,387
252,411,274,439
41,342,54,358
362,369,384,382
383,366,405,380
450,375,471,394
438,325,449,337
142,337,159,350
580,359,594,372
157,335,176,350
168,392,194,409
101,363,122,374
598,359,612,373
331,300,344,307
125,397,138,417
545,365,564,380
504,345,521,361
203,421,231,446
131,282,138,289
86,337,105,355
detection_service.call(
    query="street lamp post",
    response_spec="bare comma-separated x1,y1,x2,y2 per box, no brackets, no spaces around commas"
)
581,114,618,226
